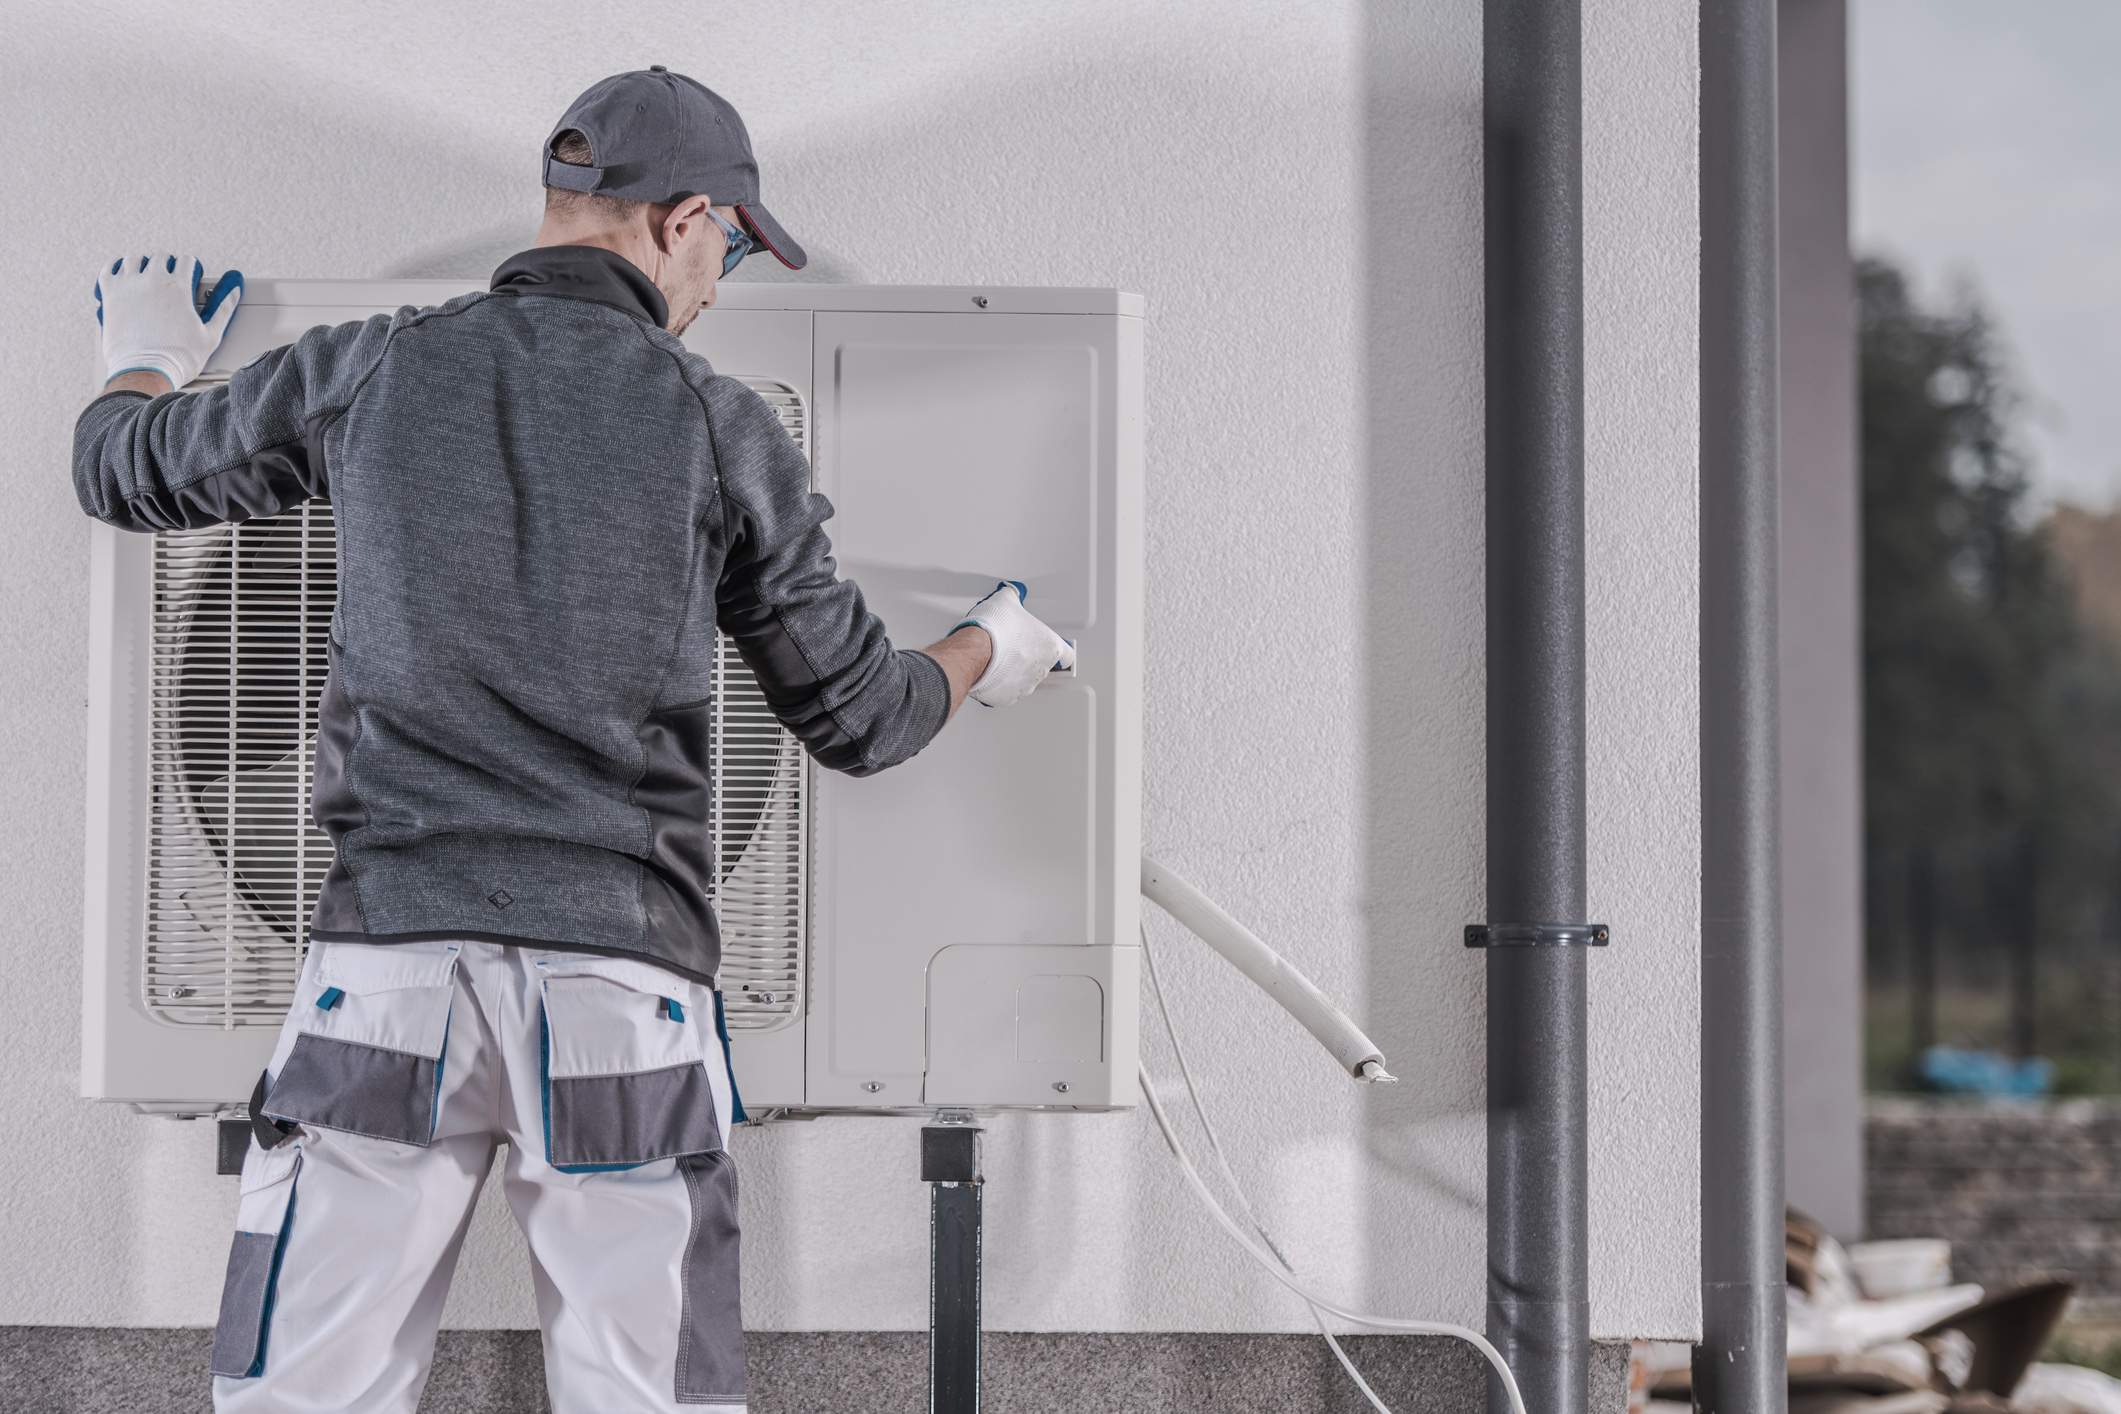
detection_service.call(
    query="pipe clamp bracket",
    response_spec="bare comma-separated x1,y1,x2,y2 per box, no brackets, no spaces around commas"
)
1464,923,1610,948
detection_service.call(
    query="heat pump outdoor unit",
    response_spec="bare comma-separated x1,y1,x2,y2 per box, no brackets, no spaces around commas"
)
82,279,1143,1119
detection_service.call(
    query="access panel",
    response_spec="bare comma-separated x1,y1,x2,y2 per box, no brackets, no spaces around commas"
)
806,310,1143,1110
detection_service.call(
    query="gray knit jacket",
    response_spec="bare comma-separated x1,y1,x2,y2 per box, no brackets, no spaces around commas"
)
74,246,949,983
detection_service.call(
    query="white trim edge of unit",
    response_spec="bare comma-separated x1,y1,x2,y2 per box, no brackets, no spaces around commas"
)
220,279,1145,318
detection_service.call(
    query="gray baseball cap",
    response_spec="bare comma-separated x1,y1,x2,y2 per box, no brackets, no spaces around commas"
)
543,67,807,270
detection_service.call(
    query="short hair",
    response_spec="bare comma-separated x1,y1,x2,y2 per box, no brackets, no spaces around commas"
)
543,129,651,224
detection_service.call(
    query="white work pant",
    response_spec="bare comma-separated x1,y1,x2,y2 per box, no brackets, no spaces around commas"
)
210,939,745,1413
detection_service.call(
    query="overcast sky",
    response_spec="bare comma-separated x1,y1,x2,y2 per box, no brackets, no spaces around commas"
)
1855,0,2121,510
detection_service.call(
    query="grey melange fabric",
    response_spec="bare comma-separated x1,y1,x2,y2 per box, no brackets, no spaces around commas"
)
74,246,949,983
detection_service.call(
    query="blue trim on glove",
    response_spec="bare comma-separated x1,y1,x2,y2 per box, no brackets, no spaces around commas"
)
94,261,244,330
951,580,1030,635
201,268,244,323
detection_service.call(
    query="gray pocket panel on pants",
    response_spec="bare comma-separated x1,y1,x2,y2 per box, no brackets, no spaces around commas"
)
266,1031,440,1146
208,1231,282,1378
676,1150,746,1405
548,1060,722,1168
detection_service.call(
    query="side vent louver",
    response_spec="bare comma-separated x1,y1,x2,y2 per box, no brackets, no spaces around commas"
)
143,376,809,1031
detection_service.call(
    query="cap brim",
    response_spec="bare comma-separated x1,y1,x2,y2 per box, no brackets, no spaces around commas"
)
737,204,808,270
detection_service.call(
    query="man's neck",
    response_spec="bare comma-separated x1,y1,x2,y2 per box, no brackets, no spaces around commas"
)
532,221,661,284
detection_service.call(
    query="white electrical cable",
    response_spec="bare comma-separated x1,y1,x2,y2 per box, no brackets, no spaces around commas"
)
1133,857,1527,1414
1137,1063,1530,1414
1139,926,1398,1414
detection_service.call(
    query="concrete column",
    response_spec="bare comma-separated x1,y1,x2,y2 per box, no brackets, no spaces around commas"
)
1776,0,1864,1241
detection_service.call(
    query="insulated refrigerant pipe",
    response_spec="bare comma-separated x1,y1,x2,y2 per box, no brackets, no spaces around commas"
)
1482,2,1590,1414
1698,4,1788,1414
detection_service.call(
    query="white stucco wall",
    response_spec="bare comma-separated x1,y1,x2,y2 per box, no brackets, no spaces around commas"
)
0,0,1699,1341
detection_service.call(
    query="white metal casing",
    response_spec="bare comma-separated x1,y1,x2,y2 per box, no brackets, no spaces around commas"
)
82,279,1143,1116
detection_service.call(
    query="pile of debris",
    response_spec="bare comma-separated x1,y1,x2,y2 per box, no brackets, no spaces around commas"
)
1631,1212,2121,1414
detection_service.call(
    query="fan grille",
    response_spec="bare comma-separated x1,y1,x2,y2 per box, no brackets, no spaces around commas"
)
142,377,810,1031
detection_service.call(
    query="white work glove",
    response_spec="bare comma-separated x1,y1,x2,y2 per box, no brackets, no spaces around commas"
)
954,581,1075,707
95,254,244,390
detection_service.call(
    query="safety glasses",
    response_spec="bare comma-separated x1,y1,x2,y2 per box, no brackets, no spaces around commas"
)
707,208,754,278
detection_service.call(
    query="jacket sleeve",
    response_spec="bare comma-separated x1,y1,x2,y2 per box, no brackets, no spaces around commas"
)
701,373,951,777
72,312,400,532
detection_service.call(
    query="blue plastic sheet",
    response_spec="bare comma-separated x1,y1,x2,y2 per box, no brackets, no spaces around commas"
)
1917,1044,2053,1096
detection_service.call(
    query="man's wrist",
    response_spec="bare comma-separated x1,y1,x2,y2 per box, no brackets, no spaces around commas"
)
104,369,175,397
917,623,995,723
949,623,994,674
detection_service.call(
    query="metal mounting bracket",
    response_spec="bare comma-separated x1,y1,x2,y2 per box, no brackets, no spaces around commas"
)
1464,923,1611,947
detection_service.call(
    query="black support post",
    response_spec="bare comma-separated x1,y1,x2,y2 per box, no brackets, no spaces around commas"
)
1482,1,1589,1413
923,1121,984,1414
1699,3,1787,1414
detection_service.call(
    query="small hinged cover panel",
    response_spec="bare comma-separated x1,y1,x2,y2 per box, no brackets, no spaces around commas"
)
923,943,1141,1108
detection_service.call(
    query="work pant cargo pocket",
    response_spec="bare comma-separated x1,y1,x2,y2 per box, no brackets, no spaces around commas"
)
676,1149,745,1405
537,953,724,1171
210,1141,302,1379
264,940,460,1146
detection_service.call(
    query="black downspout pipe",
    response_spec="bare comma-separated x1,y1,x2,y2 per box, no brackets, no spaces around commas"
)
1698,5,1787,1414
1483,2,1588,1413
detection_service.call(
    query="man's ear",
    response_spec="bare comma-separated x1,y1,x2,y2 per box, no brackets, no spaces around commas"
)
660,196,712,255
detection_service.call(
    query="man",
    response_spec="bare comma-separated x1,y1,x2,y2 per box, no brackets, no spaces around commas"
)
75,68,1071,1414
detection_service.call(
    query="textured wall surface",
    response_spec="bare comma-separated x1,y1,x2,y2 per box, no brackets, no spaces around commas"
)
1868,1100,2121,1300
0,0,1700,1345
1581,0,1703,1328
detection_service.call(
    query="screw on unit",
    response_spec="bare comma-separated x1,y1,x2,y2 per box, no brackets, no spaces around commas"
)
972,296,988,309
167,986,191,999
1051,1081,1070,1093
862,1080,885,1093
